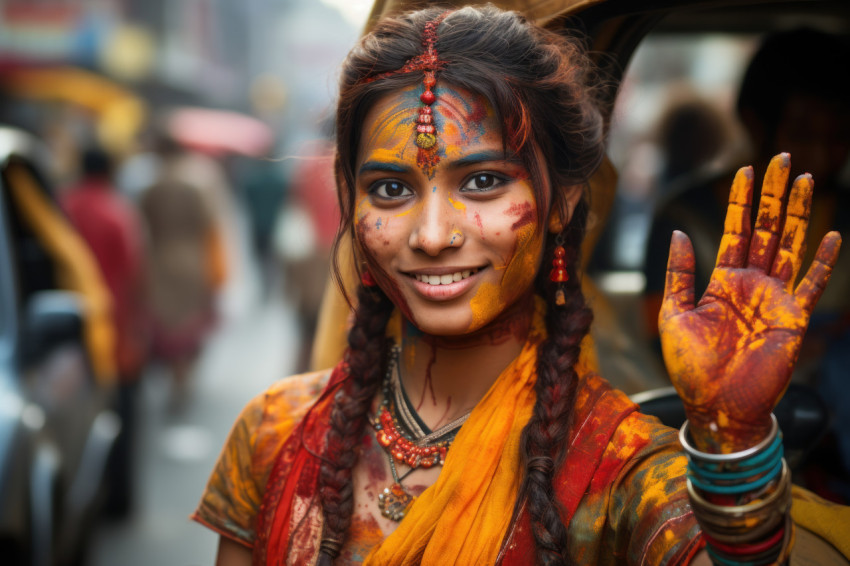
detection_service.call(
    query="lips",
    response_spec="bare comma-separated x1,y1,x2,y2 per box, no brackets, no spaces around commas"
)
412,269,478,286
404,266,484,300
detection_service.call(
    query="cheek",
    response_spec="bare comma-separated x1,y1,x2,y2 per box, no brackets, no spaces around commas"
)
499,224,543,297
466,199,542,330
354,198,404,252
355,199,416,319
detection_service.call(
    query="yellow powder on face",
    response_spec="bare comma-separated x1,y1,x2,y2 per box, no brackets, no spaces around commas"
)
497,224,543,296
363,147,408,167
469,282,506,330
447,194,466,212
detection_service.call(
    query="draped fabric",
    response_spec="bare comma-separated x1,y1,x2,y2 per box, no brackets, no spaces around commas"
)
239,299,703,564
193,303,706,564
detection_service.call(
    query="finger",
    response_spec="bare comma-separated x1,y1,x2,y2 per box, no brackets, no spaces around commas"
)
748,153,791,272
770,174,813,290
795,231,842,314
715,166,754,268
660,230,696,322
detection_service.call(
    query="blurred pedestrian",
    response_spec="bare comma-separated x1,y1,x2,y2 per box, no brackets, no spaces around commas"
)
60,145,148,517
140,173,225,399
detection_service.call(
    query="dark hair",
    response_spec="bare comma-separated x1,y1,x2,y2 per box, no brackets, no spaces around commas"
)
320,6,605,564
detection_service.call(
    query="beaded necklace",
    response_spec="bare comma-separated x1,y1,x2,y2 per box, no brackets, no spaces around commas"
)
372,344,471,521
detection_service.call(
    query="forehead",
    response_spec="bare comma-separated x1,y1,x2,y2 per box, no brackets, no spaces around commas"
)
357,84,503,165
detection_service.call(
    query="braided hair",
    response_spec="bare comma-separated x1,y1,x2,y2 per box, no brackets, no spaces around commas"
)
321,6,606,563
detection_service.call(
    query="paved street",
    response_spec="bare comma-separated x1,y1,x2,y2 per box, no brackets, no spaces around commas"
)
89,252,302,565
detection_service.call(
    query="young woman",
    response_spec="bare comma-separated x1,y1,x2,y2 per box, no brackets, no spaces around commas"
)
193,6,844,565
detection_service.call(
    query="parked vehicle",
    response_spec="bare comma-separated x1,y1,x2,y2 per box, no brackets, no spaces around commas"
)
0,126,120,566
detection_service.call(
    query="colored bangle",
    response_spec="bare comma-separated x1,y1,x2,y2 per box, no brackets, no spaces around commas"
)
687,462,791,543
704,526,785,555
679,414,778,464
705,529,785,565
687,459,782,494
706,546,776,566
690,436,783,476
686,460,788,516
694,511,785,544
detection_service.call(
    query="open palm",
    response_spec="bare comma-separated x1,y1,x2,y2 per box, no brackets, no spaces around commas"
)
659,154,841,453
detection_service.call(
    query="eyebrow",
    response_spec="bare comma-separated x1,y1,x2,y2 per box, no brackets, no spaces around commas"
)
449,151,522,169
358,160,411,176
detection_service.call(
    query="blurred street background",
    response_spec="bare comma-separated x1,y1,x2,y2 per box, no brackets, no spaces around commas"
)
0,1,372,564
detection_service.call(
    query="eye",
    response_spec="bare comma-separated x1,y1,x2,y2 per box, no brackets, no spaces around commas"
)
460,173,506,192
370,180,413,200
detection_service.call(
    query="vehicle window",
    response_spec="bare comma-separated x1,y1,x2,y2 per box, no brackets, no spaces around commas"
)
591,32,759,277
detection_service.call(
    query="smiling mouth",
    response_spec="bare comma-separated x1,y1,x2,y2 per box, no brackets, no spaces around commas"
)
411,268,480,286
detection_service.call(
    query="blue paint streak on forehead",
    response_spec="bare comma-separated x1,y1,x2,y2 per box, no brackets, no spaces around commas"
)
450,151,518,169
358,160,410,176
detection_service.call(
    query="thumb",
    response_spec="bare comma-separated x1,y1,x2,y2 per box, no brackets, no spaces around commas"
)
660,230,696,323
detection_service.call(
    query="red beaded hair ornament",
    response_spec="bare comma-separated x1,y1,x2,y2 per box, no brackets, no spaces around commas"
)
549,241,569,306
360,11,452,176
361,269,377,287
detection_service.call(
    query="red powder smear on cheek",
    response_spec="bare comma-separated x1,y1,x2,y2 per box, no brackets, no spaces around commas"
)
356,215,373,239
474,212,485,240
375,264,414,321
506,202,535,231
360,255,415,323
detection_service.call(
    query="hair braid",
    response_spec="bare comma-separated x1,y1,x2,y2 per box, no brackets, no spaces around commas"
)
317,284,393,564
519,201,593,565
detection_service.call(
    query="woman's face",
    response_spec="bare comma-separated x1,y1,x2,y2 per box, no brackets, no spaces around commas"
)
354,84,549,336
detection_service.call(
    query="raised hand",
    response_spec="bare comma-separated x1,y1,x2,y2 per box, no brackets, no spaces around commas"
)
659,153,841,453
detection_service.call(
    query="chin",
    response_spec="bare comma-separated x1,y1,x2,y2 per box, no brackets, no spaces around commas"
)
406,308,476,337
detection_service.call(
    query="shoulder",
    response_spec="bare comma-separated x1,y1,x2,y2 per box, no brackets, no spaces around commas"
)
191,369,333,547
239,369,333,464
563,374,698,565
571,371,683,480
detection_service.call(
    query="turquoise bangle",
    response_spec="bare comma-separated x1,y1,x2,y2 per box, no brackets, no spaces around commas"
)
694,435,784,474
690,444,782,481
688,459,782,495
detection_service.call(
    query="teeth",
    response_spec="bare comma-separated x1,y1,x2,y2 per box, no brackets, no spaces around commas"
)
416,269,477,285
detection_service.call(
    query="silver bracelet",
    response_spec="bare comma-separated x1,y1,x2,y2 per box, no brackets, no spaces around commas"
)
679,413,778,463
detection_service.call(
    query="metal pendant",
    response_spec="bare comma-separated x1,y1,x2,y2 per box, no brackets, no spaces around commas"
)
377,483,415,522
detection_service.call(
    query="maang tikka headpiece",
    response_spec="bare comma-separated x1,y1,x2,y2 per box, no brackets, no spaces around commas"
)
362,11,452,173
412,13,448,150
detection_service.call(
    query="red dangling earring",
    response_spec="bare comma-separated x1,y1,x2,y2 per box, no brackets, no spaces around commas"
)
549,243,568,306
361,269,377,287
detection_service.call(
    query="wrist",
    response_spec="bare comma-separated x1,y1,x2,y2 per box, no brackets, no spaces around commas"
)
684,409,774,454
681,415,794,565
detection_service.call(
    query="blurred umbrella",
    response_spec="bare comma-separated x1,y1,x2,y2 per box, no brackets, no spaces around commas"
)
166,107,274,158
0,65,147,154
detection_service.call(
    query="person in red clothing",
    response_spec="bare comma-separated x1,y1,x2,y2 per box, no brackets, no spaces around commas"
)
61,145,149,517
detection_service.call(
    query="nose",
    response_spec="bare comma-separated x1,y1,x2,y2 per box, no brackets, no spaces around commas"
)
409,192,464,255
